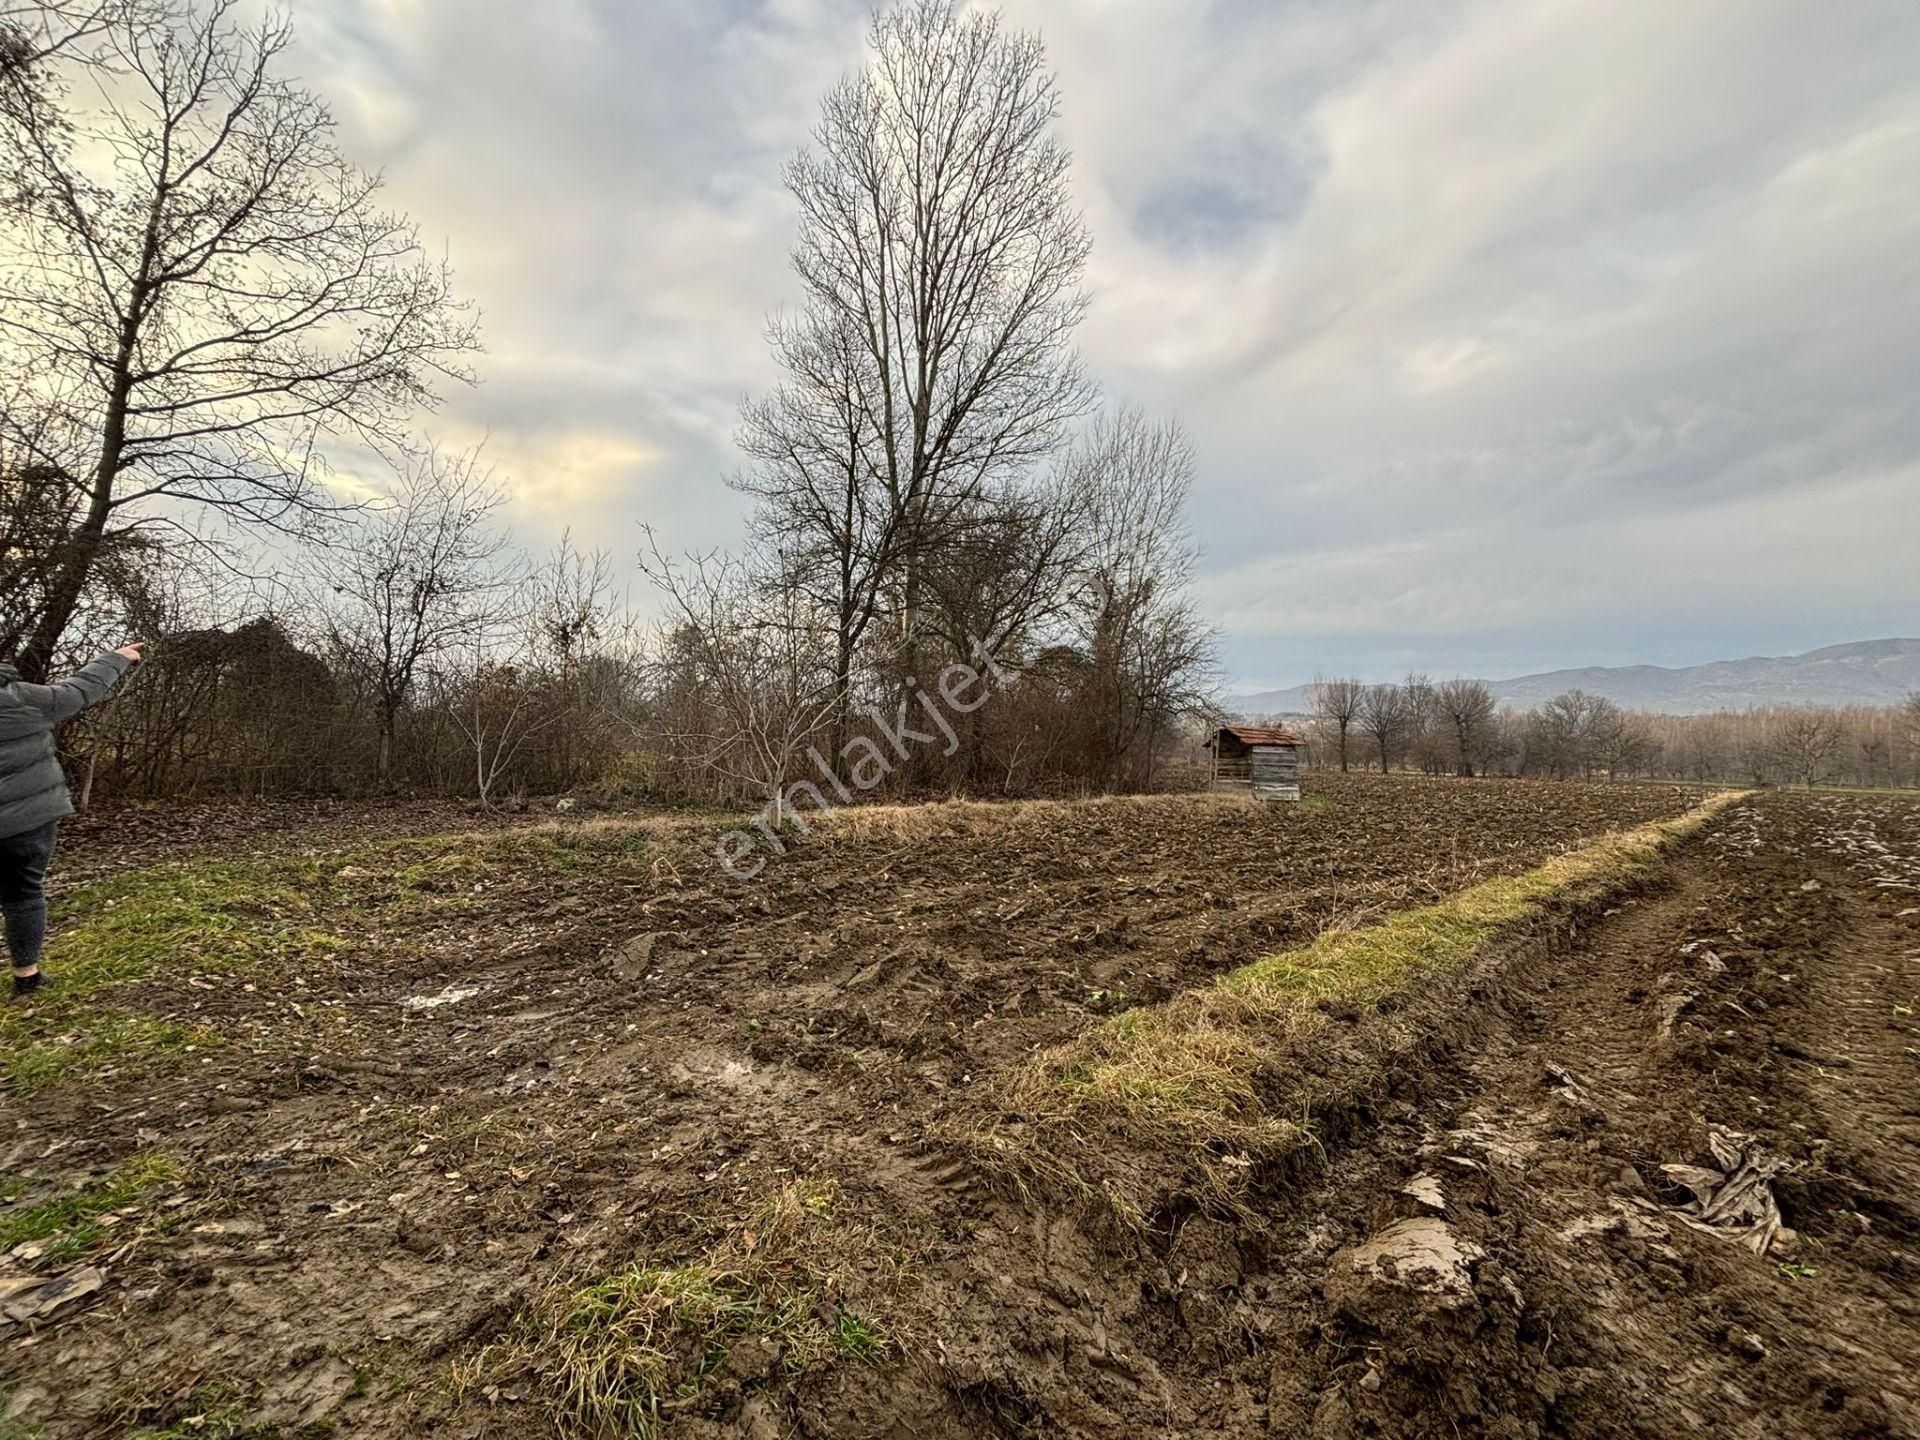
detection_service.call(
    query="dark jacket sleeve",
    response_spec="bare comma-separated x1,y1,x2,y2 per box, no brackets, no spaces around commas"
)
21,653,134,724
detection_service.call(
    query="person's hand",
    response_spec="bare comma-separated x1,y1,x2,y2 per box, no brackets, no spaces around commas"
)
115,641,145,664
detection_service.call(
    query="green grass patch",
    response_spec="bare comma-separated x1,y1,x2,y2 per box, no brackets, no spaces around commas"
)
4,1012,217,1095
830,1312,885,1358
42,855,344,990
2,816,682,1095
0,855,340,1093
975,790,1752,1210
0,1152,185,1264
115,1379,277,1440
465,1179,889,1439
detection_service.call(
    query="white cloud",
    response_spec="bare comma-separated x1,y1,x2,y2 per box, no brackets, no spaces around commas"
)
287,0,1920,679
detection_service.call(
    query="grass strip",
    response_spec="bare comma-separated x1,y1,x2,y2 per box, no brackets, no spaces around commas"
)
973,790,1752,1214
0,855,343,1093
0,821,667,1094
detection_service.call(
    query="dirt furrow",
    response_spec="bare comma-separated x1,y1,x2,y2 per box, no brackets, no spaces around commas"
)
7,782,1917,1440
1240,793,1920,1440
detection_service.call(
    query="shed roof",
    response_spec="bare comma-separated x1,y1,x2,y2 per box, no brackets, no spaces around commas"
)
1213,724,1305,748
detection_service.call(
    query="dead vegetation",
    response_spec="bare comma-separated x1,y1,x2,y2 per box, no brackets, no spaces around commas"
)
818,788,1260,844
458,1179,898,1439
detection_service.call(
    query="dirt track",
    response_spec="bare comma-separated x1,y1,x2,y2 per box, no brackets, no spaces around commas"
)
2,780,1916,1437
1214,790,1920,1440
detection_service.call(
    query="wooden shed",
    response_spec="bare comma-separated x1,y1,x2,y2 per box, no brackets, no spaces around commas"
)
1207,724,1305,802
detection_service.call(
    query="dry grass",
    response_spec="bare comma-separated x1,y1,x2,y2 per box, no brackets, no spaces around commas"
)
963,790,1751,1215
457,1179,897,1439
822,789,1261,844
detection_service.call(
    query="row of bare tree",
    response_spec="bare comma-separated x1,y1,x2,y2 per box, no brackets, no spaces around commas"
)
1305,677,1920,788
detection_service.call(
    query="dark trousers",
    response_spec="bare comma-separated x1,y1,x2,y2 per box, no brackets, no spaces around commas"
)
0,822,57,972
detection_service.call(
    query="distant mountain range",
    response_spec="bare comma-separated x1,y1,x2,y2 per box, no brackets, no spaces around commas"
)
1234,639,1920,717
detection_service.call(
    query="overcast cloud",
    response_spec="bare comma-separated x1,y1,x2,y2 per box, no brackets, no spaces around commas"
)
291,0,1920,691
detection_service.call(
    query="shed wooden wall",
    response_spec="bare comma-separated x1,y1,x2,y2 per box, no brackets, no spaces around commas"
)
1211,741,1302,801
1250,745,1301,800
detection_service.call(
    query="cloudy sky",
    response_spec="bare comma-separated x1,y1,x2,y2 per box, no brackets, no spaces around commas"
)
291,0,1920,692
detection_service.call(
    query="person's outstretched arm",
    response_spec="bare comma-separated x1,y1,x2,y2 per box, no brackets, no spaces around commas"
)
19,643,144,723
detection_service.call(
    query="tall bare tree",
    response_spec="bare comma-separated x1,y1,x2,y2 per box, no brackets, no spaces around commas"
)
1358,682,1410,775
746,0,1094,707
1311,677,1365,772
0,0,477,677
323,446,513,787
1436,677,1497,776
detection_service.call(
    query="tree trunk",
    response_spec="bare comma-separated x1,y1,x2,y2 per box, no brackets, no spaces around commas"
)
20,184,162,681
378,711,396,789
19,382,129,681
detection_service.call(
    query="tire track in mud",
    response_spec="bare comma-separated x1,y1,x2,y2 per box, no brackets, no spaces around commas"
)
1798,809,1920,1214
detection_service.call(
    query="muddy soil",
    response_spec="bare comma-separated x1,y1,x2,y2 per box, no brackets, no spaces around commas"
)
50,795,525,888
6,779,1913,1438
849,789,1920,1440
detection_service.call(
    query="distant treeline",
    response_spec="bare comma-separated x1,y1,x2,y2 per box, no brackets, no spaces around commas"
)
1294,677,1920,789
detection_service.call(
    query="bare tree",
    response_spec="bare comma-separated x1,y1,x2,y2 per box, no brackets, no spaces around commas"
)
1530,690,1593,777
1067,408,1216,787
1358,682,1410,774
1526,689,1630,779
1311,677,1365,772
1436,678,1497,777
524,532,638,789
1772,708,1843,789
0,0,478,677
763,0,1094,692
323,446,513,787
637,533,840,820
440,614,557,810
916,473,1083,782
1589,704,1657,779
733,306,902,765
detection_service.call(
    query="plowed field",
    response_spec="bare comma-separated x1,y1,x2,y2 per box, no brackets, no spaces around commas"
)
3,777,1915,1439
